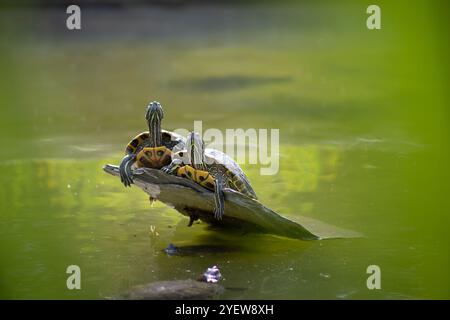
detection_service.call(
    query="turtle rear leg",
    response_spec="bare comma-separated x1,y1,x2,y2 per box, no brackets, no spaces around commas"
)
213,176,225,220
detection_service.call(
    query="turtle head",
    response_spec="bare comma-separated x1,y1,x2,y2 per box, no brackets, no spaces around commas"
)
186,132,205,168
145,101,164,146
145,101,164,126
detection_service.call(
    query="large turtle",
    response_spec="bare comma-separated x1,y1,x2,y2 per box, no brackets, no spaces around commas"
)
162,132,257,220
119,101,185,188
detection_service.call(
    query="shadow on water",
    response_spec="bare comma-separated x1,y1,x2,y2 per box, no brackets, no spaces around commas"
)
162,244,242,257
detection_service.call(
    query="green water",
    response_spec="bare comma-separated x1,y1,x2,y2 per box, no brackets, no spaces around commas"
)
0,1,449,299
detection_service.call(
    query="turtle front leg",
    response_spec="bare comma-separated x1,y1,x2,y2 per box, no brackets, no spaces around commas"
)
149,196,157,206
213,176,225,220
162,158,182,175
188,214,199,227
119,153,136,187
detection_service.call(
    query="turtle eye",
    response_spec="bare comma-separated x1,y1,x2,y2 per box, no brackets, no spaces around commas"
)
179,152,184,157
157,150,164,156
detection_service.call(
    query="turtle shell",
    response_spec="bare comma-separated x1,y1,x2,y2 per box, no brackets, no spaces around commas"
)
176,165,216,190
174,148,257,199
127,129,185,170
205,149,257,199
160,130,186,152
126,129,185,155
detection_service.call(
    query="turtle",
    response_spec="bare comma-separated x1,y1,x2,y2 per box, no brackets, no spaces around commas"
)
162,132,257,221
118,101,185,189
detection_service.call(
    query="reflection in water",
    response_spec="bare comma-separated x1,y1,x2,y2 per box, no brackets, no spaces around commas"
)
0,138,428,299
172,75,292,91
0,144,340,298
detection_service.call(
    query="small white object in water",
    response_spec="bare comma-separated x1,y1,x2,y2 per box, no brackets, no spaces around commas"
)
203,265,222,283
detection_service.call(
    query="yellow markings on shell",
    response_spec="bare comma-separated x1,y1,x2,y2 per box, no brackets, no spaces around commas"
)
126,132,149,153
177,165,194,179
177,165,216,190
195,169,216,190
136,146,172,169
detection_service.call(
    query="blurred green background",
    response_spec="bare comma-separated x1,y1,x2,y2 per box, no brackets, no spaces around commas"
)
0,0,449,299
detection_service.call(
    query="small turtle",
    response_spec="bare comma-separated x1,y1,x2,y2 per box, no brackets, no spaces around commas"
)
119,101,185,188
162,132,257,220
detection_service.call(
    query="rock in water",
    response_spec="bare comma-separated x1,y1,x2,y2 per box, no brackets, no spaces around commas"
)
119,279,224,300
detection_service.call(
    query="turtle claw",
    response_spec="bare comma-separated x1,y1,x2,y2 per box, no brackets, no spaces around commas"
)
213,177,225,220
214,206,224,220
124,161,134,186
121,164,133,187
162,159,182,175
161,166,171,174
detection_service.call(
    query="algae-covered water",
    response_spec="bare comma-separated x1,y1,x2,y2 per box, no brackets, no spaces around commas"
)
0,1,449,299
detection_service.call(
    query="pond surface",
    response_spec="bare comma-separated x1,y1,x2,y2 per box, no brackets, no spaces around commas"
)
0,2,449,299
